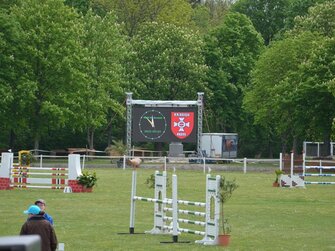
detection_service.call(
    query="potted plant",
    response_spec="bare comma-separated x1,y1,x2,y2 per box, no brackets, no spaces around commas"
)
76,170,98,192
217,176,238,246
273,169,284,187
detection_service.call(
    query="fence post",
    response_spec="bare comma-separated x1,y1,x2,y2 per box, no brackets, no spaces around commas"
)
290,152,294,188
40,155,43,168
123,155,126,170
82,155,86,170
243,158,247,173
164,156,167,171
203,158,206,174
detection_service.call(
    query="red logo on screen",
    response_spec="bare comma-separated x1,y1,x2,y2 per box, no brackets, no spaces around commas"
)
171,112,194,139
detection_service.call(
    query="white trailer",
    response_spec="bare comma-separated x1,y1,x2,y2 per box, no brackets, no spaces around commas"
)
201,133,238,158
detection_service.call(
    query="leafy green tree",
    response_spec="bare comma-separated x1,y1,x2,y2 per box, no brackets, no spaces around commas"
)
244,2,335,154
64,0,91,14
284,0,327,30
203,12,264,133
191,0,233,34
0,9,23,148
292,1,335,149
244,32,321,153
10,0,85,150
127,22,208,100
108,0,194,37
77,10,127,150
292,1,335,38
231,0,290,45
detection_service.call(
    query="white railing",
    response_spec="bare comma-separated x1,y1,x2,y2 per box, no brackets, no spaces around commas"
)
27,154,283,174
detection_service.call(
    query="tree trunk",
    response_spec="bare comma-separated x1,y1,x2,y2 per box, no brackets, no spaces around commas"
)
281,134,288,155
34,135,40,155
87,127,95,150
292,136,297,154
107,124,112,147
9,129,16,149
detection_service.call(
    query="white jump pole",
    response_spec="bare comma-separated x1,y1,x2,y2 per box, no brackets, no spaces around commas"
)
172,174,178,243
129,170,137,233
279,153,283,171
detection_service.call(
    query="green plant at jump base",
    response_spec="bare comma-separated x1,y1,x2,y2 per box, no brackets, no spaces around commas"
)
77,170,98,188
275,169,284,183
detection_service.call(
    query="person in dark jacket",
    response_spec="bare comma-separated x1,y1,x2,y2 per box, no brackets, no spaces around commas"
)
20,205,58,251
34,199,54,225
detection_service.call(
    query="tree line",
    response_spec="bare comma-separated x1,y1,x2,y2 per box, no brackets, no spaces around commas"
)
0,0,334,157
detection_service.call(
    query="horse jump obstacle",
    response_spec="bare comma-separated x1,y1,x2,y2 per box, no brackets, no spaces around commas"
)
303,153,335,185
129,170,220,245
0,152,83,192
280,152,335,187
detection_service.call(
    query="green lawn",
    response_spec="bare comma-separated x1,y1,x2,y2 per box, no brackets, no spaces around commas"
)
1,168,335,250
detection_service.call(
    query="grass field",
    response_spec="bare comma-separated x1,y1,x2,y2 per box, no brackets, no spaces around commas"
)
1,167,335,251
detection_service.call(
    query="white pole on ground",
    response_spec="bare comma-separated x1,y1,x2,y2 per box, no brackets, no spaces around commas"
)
129,170,137,233
290,152,294,188
40,155,43,168
243,157,247,174
172,174,178,242
279,153,283,171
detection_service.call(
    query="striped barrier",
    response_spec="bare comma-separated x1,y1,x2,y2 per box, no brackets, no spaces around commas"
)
280,153,335,187
303,153,335,185
0,153,82,191
129,170,220,245
10,166,68,189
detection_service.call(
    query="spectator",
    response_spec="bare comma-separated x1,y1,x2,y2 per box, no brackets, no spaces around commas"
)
35,199,54,225
20,205,58,251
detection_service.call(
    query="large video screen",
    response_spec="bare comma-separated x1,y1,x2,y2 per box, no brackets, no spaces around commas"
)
132,107,198,143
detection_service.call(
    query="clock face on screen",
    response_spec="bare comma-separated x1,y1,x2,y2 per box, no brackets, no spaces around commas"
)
139,110,167,140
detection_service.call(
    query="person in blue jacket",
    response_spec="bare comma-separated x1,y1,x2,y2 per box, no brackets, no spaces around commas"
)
35,199,54,225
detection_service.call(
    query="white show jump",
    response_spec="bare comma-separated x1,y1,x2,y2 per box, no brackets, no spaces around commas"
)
0,153,82,190
280,152,335,187
129,170,220,245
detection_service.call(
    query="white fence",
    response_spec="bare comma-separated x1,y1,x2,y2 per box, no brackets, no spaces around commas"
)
12,154,283,174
